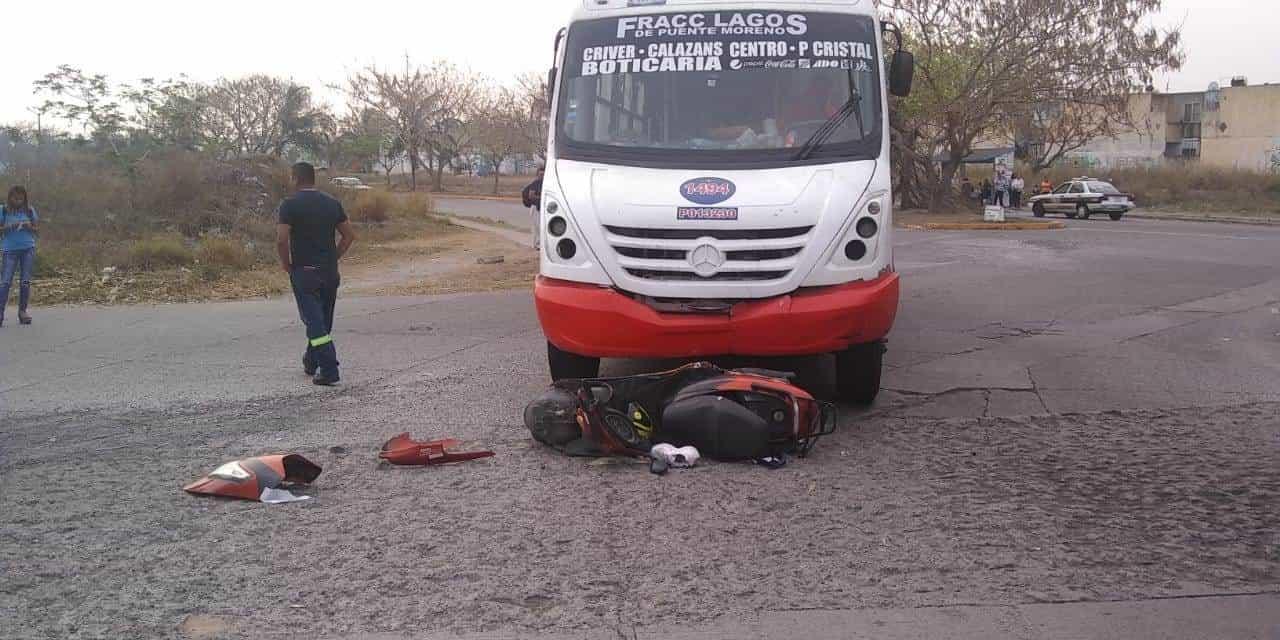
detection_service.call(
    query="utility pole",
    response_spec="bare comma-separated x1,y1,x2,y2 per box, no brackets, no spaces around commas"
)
27,106,46,144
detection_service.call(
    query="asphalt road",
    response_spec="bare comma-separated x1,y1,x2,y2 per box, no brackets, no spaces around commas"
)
2,212,1279,639
436,196,535,230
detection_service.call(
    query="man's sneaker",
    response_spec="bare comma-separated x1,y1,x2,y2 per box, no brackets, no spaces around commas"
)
303,356,318,376
313,373,341,386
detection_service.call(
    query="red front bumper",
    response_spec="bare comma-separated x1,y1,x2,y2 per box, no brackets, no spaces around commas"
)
535,273,900,358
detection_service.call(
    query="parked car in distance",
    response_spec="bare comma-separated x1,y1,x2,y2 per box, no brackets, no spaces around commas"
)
330,177,372,191
1029,178,1134,221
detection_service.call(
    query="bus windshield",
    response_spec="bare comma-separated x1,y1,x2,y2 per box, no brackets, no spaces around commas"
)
557,11,882,166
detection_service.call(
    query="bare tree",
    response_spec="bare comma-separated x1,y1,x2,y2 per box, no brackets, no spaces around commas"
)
513,71,551,161
471,87,526,195
885,0,1182,210
1006,94,1142,171
425,115,473,191
421,64,481,191
345,58,480,192
203,76,329,159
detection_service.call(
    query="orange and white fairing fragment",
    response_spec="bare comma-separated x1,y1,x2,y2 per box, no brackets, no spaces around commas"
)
379,433,495,466
184,454,322,503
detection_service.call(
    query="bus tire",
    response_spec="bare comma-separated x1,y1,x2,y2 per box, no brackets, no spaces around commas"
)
1032,202,1046,217
835,341,885,406
548,341,600,381
1109,212,1125,221
1076,204,1092,220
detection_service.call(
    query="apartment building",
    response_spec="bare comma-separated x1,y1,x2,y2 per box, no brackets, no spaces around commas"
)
1063,79,1280,172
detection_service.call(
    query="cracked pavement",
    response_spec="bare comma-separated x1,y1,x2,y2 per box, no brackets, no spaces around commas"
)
2,214,1279,639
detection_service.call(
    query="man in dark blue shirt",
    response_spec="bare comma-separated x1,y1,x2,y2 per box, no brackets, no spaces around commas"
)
277,163,356,385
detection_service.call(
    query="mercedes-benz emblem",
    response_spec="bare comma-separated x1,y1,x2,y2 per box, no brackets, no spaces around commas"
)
689,243,725,278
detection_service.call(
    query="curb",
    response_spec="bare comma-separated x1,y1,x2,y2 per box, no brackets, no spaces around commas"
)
901,221,1066,231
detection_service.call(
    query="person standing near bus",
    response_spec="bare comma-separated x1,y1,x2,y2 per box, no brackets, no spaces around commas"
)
276,163,356,386
1011,174,1025,209
0,186,39,327
522,166,545,250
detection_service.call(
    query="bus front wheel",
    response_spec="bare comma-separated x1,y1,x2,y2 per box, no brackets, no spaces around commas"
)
835,341,885,406
547,341,600,381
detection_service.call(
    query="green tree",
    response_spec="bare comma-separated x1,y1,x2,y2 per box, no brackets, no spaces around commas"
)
122,77,209,150
885,0,1183,210
33,65,128,153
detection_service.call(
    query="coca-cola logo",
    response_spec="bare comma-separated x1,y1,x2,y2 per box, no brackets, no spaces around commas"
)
680,177,736,205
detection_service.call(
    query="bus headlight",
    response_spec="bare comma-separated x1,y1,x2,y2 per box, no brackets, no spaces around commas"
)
801,191,891,287
539,194,611,286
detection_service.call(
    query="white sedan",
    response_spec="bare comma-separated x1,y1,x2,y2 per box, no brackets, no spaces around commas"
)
1029,178,1134,221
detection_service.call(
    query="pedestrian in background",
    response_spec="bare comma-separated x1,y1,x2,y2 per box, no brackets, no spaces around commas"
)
522,166,545,250
0,186,39,327
960,176,975,202
980,179,993,206
1011,174,1025,209
993,168,1010,207
276,163,357,386
1040,178,1053,195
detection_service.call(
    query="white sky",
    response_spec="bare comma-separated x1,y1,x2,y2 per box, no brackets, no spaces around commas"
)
1,0,1277,125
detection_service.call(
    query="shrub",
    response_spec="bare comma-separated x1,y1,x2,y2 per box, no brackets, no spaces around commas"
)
124,236,193,271
400,192,435,219
31,245,86,278
349,190,394,223
196,236,255,271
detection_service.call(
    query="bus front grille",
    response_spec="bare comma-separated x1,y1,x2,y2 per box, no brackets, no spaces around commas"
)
624,269,791,282
604,225,813,284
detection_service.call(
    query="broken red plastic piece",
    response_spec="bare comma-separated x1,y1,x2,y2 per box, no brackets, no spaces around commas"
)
379,433,495,466
184,454,322,502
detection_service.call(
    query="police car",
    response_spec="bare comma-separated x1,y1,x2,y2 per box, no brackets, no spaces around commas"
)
1029,178,1134,221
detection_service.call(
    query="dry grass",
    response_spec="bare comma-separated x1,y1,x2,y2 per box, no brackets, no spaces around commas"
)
347,190,395,223
347,172,535,198
1033,165,1280,215
124,236,195,271
36,268,288,306
399,192,436,219
6,152,461,306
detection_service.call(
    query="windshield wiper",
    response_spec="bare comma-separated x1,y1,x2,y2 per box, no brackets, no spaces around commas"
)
794,90,864,161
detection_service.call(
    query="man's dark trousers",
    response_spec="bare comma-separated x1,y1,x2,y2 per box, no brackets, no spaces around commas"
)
292,266,340,377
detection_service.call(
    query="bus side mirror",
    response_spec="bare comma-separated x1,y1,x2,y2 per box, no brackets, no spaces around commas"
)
890,50,915,98
546,68,557,109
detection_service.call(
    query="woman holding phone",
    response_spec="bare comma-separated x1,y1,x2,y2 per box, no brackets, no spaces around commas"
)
0,186,39,327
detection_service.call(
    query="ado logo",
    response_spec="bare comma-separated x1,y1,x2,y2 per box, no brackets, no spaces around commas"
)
680,177,736,205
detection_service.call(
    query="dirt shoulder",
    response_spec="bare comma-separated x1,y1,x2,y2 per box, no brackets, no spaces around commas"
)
26,216,535,308
343,221,535,297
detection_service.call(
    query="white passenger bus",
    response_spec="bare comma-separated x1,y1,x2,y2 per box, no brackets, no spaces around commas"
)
535,0,913,404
